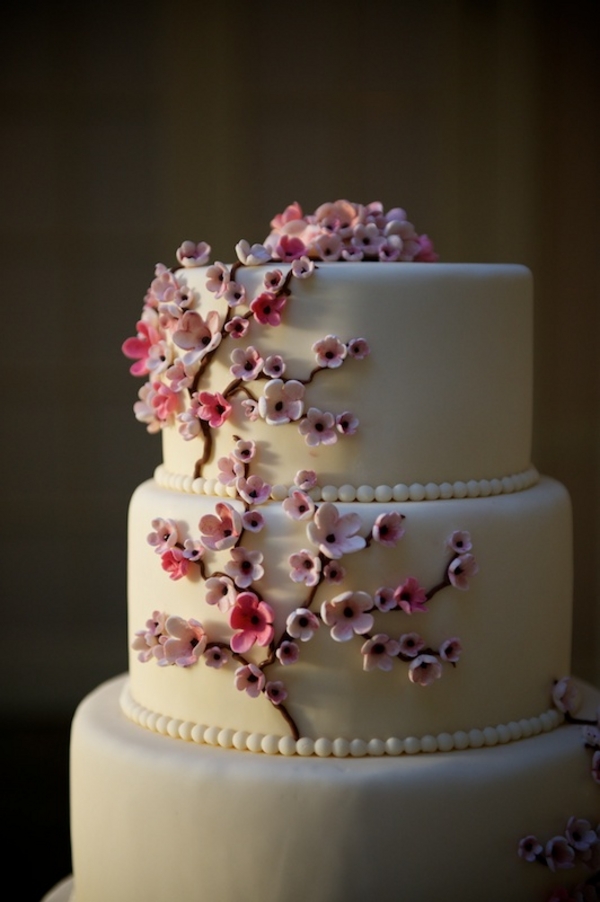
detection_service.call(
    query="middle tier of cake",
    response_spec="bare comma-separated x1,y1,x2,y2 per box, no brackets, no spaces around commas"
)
126,475,571,752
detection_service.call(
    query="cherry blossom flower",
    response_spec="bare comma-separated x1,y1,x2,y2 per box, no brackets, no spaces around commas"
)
133,382,162,433
361,634,401,672
222,280,247,308
565,817,597,852
235,239,271,265
289,551,321,587
336,411,359,435
286,607,320,640
182,538,204,562
204,646,230,669
299,408,338,446
378,235,402,262
323,561,346,583
224,315,250,339
447,530,473,554
448,553,479,590
145,265,180,307
307,502,366,559
229,592,274,653
275,234,307,262
294,469,317,491
176,239,211,267
276,640,300,665
341,247,364,262
315,199,359,235
132,611,167,662
145,338,173,375
173,310,222,370
150,380,180,422
217,454,245,486
592,750,600,784
205,261,230,296
177,407,202,440
372,512,405,547
258,379,304,424
250,290,287,326
122,319,162,376
237,475,272,505
518,835,543,862
225,547,265,588
264,269,284,291
552,677,583,715
205,575,237,613
347,337,370,359
439,637,462,663
242,510,265,532
232,439,256,463
291,256,314,279
160,547,189,580
270,201,304,230
398,632,425,658
196,391,232,428
352,222,385,257
314,232,342,261
265,681,288,705
161,616,207,667
242,398,259,421
199,502,243,551
229,345,264,381
321,591,374,642
263,354,285,377
373,586,397,612
545,836,576,871
282,490,315,521
312,335,347,369
415,234,439,262
234,663,265,698
147,518,179,553
165,360,193,393
408,654,443,687
394,576,428,613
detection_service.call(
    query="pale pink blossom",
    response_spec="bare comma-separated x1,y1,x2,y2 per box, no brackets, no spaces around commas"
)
314,232,342,261
176,239,211,267
237,475,271,505
347,337,370,359
270,201,304,230
447,530,472,554
229,592,274,653
132,611,168,662
307,502,365,559
161,547,189,580
361,634,401,672
544,836,575,871
291,256,315,278
398,632,425,658
372,512,405,546
321,591,374,642
162,616,207,666
224,315,250,339
205,575,237,613
448,553,479,590
582,725,600,748
552,677,583,715
133,381,162,433
276,640,300,665
265,681,288,705
336,411,359,435
122,319,163,376
298,408,338,446
173,310,222,370
378,235,402,262
313,335,347,368
225,547,265,588
145,265,180,306
565,817,597,852
415,234,439,262
282,490,315,521
204,646,230,669
258,379,304,424
250,290,287,326
314,200,359,235
231,439,256,463
235,239,271,265
151,380,180,422
264,269,284,291
145,339,173,375
199,502,243,551
165,360,193,392
394,577,428,613
182,538,204,562
148,517,179,553
323,561,346,583
229,345,264,381
205,261,230,296
242,510,265,532
222,280,247,308
373,586,397,612
294,469,317,491
263,354,285,377
351,222,385,257
242,398,259,420
408,654,443,687
217,454,245,486
288,551,321,587
196,391,232,428
286,608,320,641
341,247,364,262
275,234,307,262
234,663,265,698
439,637,462,663
518,835,543,862
177,407,202,440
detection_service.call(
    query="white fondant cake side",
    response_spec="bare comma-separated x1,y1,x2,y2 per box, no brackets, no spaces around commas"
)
69,676,600,902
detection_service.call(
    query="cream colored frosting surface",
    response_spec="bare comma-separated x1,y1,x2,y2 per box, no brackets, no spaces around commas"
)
69,676,600,902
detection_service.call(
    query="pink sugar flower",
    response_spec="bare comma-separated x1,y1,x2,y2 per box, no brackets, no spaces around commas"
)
162,616,207,667
448,553,479,590
323,561,346,583
177,407,202,440
314,232,342,261
242,510,265,532
199,502,243,551
264,269,284,291
282,490,315,521
204,646,230,669
347,337,370,359
265,681,288,705
270,201,304,230
415,234,439,262
294,469,318,491
544,836,575,871
222,280,247,308
250,290,287,326
176,239,211,267
146,264,179,306
263,354,286,377
161,547,189,581
224,315,250,339
336,411,359,435
565,817,597,852
133,381,162,433
361,634,401,672
307,502,365,559
196,390,232,428
372,512,405,547
275,234,307,262
236,475,272,505
145,338,173,376
205,261,230,296
258,379,304,424
291,256,314,279
205,575,237,613
398,632,425,658
232,439,256,463
286,607,320,640
229,592,274,653
234,663,265,698
225,547,265,589
312,335,347,369
151,380,180,422
165,360,193,393
439,637,463,663
321,591,374,642
182,538,204,563
289,551,321,587
447,530,472,554
276,640,300,666
351,222,385,257
122,319,163,376
148,517,179,554
299,408,338,446
394,577,428,614
408,654,443,687
378,236,402,262
217,454,245,486
582,725,600,748
173,310,222,369
518,835,543,862
373,586,397,612
235,239,271,266
132,610,168,662
242,398,259,421
341,247,364,262
552,676,583,715
592,750,600,784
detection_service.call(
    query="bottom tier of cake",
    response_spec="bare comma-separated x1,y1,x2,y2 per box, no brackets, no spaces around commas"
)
68,676,599,902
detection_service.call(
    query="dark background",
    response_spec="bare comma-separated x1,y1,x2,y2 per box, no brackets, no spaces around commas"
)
1,2,598,899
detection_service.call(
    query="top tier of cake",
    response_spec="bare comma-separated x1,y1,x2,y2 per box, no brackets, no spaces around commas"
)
129,260,533,492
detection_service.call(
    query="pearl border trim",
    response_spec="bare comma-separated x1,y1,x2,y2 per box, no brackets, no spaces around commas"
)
153,464,540,502
120,682,563,758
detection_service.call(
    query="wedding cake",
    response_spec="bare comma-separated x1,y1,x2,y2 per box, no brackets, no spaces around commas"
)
51,201,599,901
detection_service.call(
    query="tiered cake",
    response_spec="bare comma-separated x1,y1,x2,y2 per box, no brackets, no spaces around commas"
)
62,202,599,902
